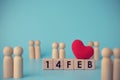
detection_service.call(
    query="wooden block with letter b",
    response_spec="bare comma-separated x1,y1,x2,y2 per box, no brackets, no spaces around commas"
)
64,59,74,70
43,58,53,70
53,59,64,70
74,59,85,70
85,59,95,69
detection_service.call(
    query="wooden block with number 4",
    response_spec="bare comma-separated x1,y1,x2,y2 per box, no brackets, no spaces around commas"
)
43,58,53,70
53,59,64,70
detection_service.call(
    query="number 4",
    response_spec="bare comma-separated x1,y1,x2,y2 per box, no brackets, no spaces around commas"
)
56,61,61,68
53,59,64,69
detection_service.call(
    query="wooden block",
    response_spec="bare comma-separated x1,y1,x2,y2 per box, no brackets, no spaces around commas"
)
43,58,53,70
85,59,95,70
53,59,64,70
74,59,85,70
64,59,74,70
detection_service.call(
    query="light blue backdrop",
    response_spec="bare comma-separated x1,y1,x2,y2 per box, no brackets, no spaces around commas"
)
0,0,120,80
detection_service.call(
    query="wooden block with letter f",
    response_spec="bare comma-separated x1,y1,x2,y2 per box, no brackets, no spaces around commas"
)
64,59,74,70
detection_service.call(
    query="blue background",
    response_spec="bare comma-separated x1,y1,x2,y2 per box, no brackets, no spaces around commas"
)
0,0,120,80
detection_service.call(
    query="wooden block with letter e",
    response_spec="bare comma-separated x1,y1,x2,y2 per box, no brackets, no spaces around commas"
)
53,59,64,70
43,58,53,70
85,59,95,69
74,59,85,70
64,59,74,70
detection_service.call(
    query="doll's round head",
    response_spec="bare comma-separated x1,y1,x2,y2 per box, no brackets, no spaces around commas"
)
113,48,120,58
3,46,13,56
94,41,99,47
102,48,112,57
35,40,40,45
14,46,23,56
59,42,65,49
29,40,34,46
52,42,58,48
88,41,94,46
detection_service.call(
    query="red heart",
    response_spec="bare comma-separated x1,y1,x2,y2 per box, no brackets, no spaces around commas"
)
72,39,94,59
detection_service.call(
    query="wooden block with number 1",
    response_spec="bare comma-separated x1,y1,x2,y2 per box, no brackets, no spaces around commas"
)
43,59,53,70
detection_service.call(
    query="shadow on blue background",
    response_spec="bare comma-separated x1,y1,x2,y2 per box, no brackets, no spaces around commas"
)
0,0,120,80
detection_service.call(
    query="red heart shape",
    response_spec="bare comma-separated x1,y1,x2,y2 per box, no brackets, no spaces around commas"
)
72,39,94,59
